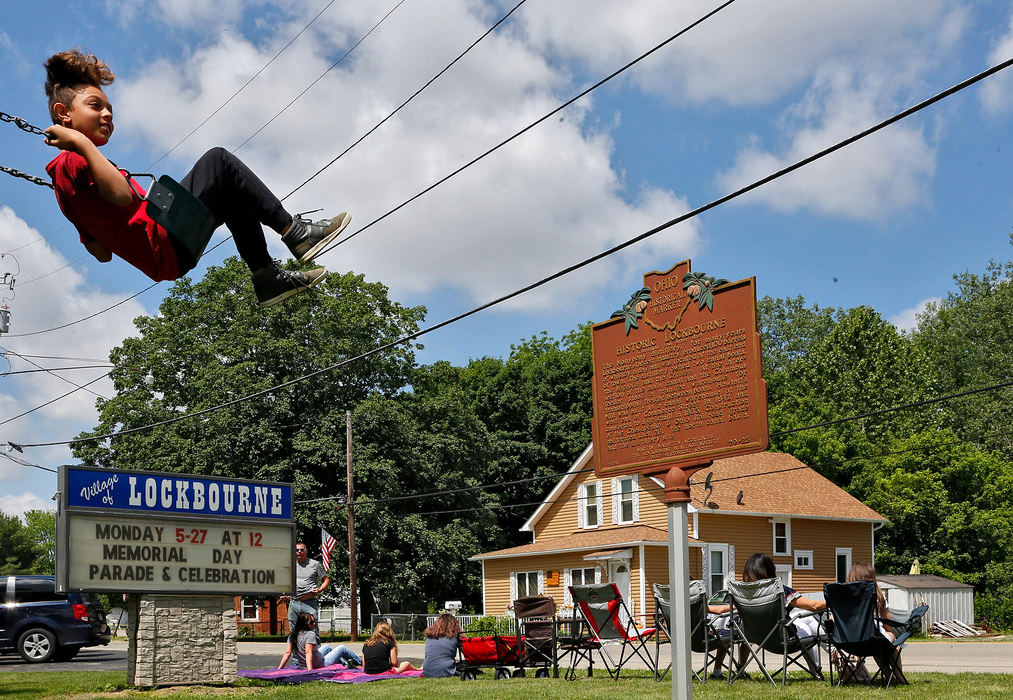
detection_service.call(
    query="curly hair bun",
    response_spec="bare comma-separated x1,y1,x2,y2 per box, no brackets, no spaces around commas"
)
44,49,115,98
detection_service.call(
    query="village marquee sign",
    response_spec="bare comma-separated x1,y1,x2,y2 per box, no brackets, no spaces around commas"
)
57,466,295,596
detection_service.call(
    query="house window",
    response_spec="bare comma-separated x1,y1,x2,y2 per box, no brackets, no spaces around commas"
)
835,548,852,583
239,597,259,621
772,518,791,556
571,567,597,587
613,476,638,524
775,564,792,588
515,571,540,598
708,544,729,595
579,481,601,529
794,550,813,570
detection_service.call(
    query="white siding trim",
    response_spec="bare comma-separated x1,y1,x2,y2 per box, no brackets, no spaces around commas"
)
576,484,585,529
520,443,594,532
701,544,711,595
509,571,517,603
610,478,620,524
481,560,487,615
638,544,647,628
563,569,572,607
728,545,735,581
538,570,545,594
632,475,640,523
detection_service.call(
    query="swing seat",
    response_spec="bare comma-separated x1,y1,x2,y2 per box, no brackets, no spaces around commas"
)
135,174,217,273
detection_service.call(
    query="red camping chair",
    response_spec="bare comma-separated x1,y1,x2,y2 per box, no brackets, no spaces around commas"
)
568,582,657,679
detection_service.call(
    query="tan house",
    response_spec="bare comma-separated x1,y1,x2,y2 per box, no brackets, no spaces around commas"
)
471,445,885,624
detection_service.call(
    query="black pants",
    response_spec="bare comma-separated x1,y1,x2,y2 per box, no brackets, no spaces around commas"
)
175,147,291,275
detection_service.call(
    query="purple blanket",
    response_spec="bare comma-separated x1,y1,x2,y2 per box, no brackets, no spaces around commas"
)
239,665,424,684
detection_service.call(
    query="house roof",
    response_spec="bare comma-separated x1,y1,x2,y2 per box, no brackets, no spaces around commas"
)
521,446,884,533
688,451,884,522
878,574,974,590
470,525,687,561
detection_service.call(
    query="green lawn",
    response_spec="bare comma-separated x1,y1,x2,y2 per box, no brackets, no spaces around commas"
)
4,671,1013,700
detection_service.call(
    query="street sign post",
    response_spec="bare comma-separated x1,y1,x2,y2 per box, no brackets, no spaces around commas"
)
591,261,768,699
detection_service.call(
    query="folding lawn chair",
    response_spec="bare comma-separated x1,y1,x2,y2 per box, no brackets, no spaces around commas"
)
824,580,927,688
512,595,557,678
567,582,657,680
726,578,826,686
653,581,736,682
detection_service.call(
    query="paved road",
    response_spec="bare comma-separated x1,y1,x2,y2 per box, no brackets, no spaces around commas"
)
1,639,1010,674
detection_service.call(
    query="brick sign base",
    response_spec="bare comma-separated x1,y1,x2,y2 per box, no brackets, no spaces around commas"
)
127,595,237,686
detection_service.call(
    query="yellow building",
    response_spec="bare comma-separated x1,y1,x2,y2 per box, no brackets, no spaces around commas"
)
471,446,884,625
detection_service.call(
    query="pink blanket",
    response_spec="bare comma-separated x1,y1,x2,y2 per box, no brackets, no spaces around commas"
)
239,665,424,684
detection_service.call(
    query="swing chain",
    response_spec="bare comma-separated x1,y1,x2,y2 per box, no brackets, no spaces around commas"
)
0,111,46,137
0,165,53,189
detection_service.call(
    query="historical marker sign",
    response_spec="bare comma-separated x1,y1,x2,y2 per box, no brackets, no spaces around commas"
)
57,466,295,596
591,260,768,477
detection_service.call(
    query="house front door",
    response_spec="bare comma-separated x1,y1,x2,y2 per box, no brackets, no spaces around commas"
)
608,560,632,622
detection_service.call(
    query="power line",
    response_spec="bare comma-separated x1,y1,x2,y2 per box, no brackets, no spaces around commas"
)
3,354,111,363
13,56,1012,449
301,428,1013,517
0,452,57,474
3,365,113,376
0,372,110,428
282,0,528,201
3,283,158,338
0,347,108,399
19,253,89,287
4,236,232,338
307,0,739,254
235,0,408,152
296,466,593,506
769,379,1013,437
149,0,342,169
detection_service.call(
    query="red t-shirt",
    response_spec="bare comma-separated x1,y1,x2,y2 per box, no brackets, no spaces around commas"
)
46,151,179,282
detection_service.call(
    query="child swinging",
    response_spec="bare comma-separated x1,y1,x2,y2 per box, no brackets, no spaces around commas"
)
43,49,350,308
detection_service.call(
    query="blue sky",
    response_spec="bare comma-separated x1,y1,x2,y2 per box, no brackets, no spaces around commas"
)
1,0,1013,516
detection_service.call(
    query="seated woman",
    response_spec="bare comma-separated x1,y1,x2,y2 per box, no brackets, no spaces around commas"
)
845,561,907,684
277,612,362,670
362,620,418,674
710,552,826,679
422,613,461,678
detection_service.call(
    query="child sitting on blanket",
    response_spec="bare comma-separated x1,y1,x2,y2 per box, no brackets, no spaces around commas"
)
362,620,418,674
278,612,361,670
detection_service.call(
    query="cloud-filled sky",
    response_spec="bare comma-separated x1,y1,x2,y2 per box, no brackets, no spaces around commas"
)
1,0,1013,516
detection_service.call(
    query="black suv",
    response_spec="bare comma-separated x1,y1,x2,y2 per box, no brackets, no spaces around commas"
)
1,575,111,662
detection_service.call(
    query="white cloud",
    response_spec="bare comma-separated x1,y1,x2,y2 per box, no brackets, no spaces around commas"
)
0,491,54,519
110,0,700,311
518,0,963,107
715,67,937,220
888,296,942,332
0,207,145,459
980,11,1013,115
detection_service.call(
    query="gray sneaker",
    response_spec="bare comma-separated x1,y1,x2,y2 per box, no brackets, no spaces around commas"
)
282,212,351,263
252,261,326,308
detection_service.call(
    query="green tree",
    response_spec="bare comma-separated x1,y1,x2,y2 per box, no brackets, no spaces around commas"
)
849,430,1013,580
458,326,593,545
762,302,938,485
913,248,1013,458
72,257,426,534
23,509,56,574
0,511,45,574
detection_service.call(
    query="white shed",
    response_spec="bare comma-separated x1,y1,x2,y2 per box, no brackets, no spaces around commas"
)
877,574,974,631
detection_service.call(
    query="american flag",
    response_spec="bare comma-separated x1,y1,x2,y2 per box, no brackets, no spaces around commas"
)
321,528,337,571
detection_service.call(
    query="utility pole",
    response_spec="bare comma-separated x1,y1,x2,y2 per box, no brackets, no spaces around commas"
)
346,410,358,642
